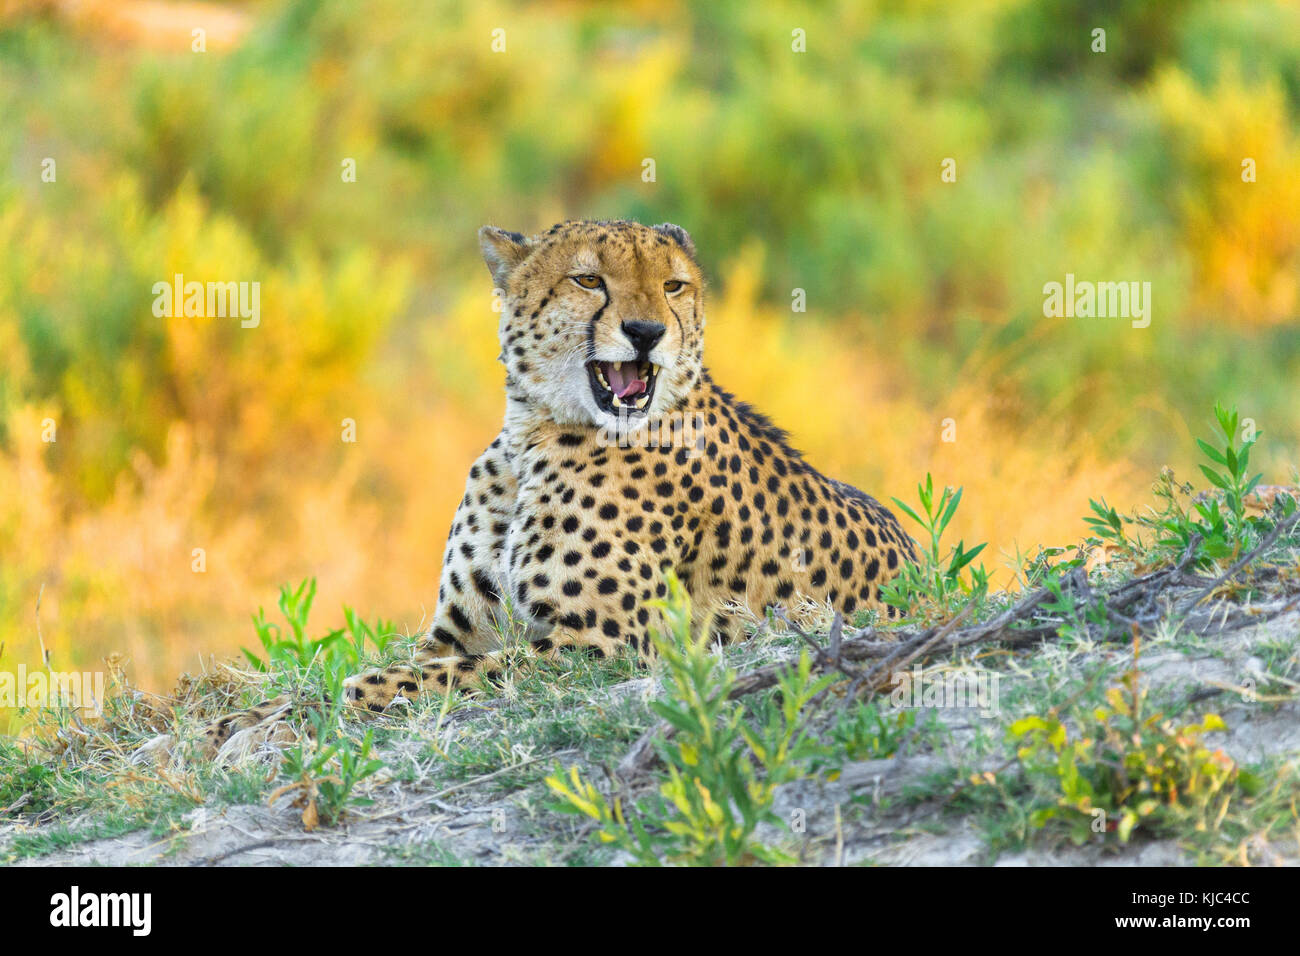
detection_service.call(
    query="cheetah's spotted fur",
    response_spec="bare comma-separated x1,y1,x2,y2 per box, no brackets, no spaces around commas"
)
204,220,915,753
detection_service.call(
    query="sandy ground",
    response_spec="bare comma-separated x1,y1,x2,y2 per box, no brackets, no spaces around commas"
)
5,599,1297,867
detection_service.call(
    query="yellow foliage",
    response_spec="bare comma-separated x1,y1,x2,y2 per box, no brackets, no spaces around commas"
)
707,248,1141,589
0,244,1149,698
1149,63,1300,324
0,0,1294,707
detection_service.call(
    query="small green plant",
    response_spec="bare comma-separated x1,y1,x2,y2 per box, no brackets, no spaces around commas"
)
1143,404,1281,563
1008,640,1251,845
1195,403,1264,543
809,699,915,779
242,578,394,678
1083,497,1131,552
882,474,989,620
272,678,385,829
1031,560,1114,644
1084,404,1292,568
243,579,343,671
1012,542,1086,591
342,606,398,662
0,739,56,816
547,571,833,865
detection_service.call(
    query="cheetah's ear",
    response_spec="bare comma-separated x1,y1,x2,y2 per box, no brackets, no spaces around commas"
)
478,226,532,288
653,222,696,261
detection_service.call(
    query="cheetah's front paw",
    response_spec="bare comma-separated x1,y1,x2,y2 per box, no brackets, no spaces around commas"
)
343,655,501,711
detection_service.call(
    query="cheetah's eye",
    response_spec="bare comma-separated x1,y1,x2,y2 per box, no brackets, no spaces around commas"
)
572,274,604,290
663,280,685,294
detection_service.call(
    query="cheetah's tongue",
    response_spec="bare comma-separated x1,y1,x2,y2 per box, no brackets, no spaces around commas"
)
601,361,646,399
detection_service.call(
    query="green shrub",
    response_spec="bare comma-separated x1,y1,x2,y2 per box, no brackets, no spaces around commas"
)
883,474,990,622
1009,642,1251,844
547,571,832,865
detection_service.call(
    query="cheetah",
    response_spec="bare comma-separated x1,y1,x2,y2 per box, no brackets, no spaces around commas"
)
204,220,915,752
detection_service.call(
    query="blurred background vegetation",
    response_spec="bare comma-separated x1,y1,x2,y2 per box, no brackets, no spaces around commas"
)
0,0,1297,698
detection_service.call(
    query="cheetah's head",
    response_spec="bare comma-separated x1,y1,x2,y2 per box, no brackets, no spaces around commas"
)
479,219,705,429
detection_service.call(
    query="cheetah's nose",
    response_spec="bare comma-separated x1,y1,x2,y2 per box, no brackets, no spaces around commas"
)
621,320,666,356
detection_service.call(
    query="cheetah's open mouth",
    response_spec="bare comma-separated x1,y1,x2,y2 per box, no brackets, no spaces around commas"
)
587,360,660,415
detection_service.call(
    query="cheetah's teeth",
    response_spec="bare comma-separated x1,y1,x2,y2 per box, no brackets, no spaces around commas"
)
589,359,658,408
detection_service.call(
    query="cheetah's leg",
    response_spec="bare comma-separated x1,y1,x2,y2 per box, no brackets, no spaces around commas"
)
338,433,522,710
201,695,303,761
419,432,519,657
341,626,620,712
201,435,518,755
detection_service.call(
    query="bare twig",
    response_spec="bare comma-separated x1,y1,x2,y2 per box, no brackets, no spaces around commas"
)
202,833,326,865
857,603,975,695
